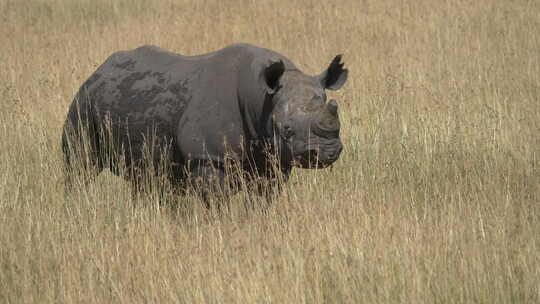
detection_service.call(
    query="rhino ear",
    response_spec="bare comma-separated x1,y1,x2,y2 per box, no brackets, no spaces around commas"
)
319,55,348,91
262,60,285,94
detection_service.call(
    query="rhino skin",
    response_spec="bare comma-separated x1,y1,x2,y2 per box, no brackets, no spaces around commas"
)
61,43,348,205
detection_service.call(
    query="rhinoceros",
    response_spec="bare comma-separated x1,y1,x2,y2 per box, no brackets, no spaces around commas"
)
61,43,348,205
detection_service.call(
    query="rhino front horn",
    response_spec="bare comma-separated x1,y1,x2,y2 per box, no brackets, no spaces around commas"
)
327,99,338,116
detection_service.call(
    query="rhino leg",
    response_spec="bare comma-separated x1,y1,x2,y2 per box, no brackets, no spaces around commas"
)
61,112,103,194
242,178,281,213
243,165,291,213
187,160,230,210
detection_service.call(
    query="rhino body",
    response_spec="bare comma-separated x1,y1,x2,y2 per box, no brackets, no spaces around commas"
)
62,43,348,203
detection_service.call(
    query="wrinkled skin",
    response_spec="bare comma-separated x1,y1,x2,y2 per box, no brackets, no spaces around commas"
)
272,71,345,169
61,43,348,207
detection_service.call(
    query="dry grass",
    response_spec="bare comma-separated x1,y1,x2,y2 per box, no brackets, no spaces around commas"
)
1,0,539,302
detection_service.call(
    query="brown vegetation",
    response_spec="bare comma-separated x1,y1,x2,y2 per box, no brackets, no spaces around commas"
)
0,0,539,302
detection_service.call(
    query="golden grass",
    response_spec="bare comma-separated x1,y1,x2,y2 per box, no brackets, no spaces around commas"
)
1,0,539,302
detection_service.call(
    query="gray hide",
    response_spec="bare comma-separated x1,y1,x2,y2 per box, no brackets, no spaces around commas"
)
61,43,348,204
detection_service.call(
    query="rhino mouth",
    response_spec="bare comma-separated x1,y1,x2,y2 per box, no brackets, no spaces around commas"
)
294,149,337,169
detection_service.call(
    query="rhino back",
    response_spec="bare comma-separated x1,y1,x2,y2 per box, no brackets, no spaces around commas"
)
67,45,199,168
68,43,294,167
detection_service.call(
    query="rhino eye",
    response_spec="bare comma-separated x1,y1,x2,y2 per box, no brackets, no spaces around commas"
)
283,125,295,138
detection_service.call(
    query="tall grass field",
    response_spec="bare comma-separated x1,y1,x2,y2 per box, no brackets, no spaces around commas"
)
0,0,539,302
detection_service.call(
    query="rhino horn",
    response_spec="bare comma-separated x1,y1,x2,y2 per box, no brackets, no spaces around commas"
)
327,99,338,117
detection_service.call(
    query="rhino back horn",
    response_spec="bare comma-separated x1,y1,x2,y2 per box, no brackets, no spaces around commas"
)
327,99,338,116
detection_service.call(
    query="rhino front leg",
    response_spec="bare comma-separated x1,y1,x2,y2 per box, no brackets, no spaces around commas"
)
188,160,229,211
243,179,273,213
243,166,290,213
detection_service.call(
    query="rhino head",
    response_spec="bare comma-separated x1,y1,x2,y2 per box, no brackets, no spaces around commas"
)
261,55,348,169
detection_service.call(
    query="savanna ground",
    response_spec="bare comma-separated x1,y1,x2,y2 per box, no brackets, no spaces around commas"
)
1,0,539,303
